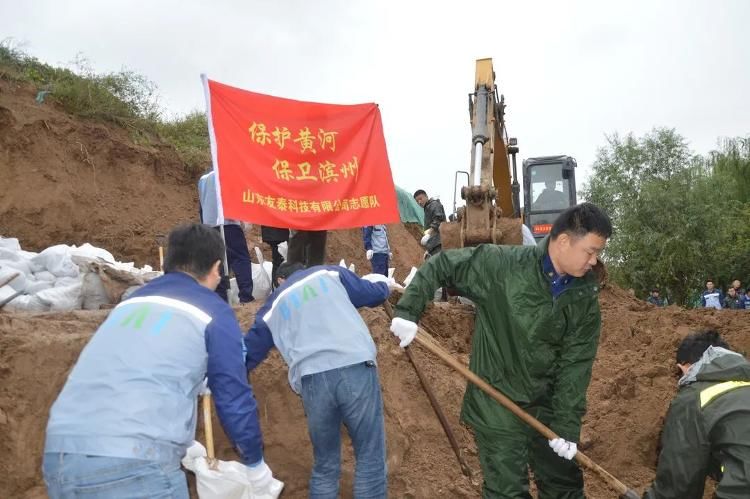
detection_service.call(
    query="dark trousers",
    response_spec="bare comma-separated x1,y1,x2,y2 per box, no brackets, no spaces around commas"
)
370,253,389,276
215,225,254,303
268,242,284,289
287,230,327,267
475,403,584,499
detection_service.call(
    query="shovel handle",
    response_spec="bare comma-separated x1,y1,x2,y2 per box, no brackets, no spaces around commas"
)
202,393,216,461
383,301,473,478
410,327,634,496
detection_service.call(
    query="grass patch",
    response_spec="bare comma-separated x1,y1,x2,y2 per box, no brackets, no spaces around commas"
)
0,40,209,172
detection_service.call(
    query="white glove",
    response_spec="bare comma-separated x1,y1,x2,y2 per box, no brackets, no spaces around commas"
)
390,317,418,347
247,459,283,496
362,273,403,291
420,234,430,246
389,252,393,259
366,249,374,260
549,438,577,460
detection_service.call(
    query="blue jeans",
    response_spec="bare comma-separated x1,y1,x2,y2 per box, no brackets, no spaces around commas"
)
301,361,387,499
43,453,188,499
370,253,389,276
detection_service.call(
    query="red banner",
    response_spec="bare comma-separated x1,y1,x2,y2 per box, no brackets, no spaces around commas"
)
202,77,399,230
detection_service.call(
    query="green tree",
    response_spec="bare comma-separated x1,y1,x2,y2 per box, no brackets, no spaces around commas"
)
583,128,750,305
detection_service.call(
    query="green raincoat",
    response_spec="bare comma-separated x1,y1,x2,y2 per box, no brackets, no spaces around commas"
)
394,238,602,442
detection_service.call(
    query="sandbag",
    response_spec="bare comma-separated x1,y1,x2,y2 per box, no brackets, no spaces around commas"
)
81,271,111,310
3,294,50,313
0,265,27,293
36,280,83,312
0,237,21,251
181,441,283,499
31,245,79,278
33,271,57,282
25,280,54,294
0,251,33,276
70,243,116,263
251,247,272,301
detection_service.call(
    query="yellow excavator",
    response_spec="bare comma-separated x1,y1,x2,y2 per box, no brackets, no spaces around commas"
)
441,58,577,247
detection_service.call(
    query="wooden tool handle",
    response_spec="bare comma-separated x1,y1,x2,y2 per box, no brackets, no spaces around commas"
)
202,393,216,462
412,328,632,495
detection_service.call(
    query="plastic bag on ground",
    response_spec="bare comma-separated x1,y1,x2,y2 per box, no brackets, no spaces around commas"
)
181,441,284,499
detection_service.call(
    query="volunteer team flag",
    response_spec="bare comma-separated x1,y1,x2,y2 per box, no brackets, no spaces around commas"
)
202,76,399,230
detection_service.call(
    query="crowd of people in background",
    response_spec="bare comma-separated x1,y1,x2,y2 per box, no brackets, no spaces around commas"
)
700,278,749,310
645,278,750,310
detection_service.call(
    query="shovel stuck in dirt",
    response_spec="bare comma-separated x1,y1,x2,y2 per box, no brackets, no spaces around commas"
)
393,312,640,498
181,393,285,499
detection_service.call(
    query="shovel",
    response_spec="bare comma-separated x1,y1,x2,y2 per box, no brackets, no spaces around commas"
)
402,320,640,499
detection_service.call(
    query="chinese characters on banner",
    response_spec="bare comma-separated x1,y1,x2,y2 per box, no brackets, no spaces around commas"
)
202,76,399,230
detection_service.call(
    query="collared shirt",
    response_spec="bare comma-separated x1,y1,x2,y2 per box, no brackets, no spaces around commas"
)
543,253,575,298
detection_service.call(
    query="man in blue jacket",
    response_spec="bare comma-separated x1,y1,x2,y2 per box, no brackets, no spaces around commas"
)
43,223,276,498
700,278,723,309
244,262,397,499
363,224,391,276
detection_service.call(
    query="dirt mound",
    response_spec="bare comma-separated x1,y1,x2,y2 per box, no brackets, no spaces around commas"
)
3,285,749,498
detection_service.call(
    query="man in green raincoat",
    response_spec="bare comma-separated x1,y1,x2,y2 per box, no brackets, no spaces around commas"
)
390,202,612,498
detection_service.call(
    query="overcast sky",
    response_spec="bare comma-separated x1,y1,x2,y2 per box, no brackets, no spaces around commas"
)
3,0,749,213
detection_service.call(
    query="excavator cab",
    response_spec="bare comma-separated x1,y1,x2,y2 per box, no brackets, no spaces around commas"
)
522,155,577,241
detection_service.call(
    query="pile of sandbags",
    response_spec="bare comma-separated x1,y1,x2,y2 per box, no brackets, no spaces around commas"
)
0,237,158,313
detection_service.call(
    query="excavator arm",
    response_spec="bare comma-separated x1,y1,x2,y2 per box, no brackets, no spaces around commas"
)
440,58,522,249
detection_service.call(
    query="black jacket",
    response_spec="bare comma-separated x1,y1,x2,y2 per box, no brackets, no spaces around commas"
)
260,226,289,244
644,348,750,499
423,198,446,253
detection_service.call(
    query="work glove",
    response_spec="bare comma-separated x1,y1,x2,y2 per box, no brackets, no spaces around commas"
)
246,459,283,497
362,273,403,291
389,252,393,259
390,317,418,347
420,229,433,247
549,438,577,460
366,249,374,260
